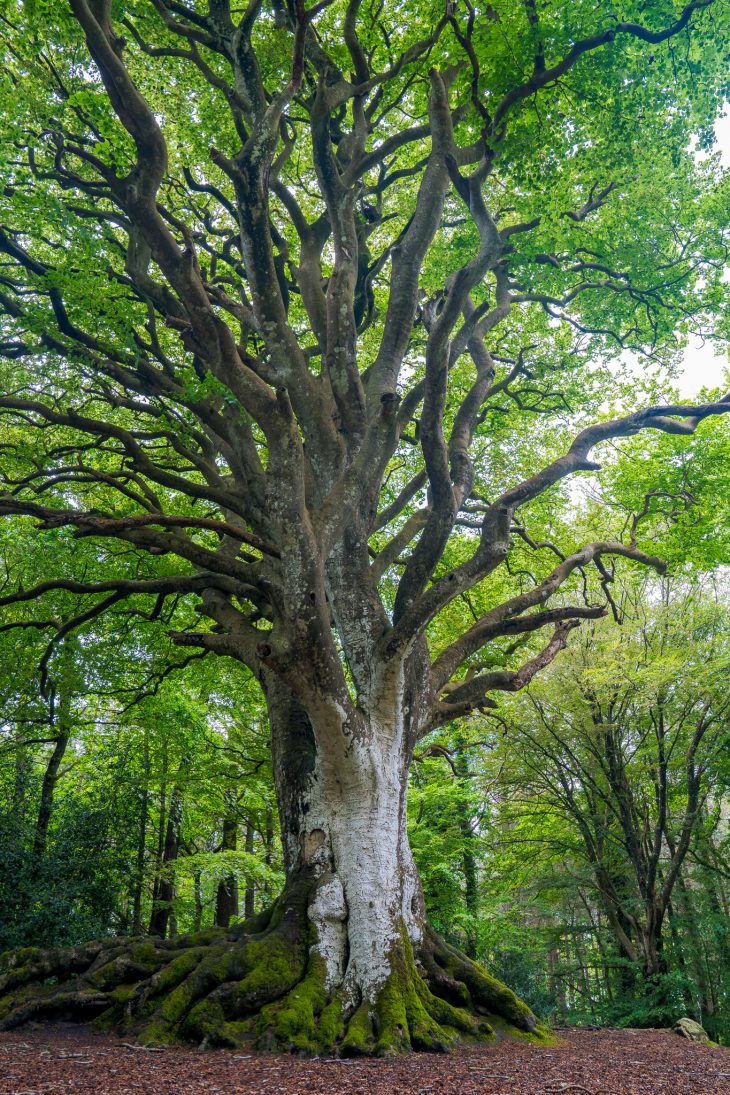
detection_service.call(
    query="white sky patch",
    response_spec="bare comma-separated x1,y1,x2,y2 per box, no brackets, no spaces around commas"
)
675,110,730,397
677,336,728,397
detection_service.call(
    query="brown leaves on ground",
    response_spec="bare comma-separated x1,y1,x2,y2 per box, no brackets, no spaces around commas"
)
0,1025,728,1095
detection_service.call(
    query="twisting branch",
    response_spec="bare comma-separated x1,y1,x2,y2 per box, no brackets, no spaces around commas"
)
385,397,729,660
488,1,714,140
0,497,280,558
428,620,583,731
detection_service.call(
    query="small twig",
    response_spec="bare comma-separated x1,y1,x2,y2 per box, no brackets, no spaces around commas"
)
544,1085,622,1095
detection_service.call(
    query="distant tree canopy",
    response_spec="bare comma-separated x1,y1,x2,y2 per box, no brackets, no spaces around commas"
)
479,579,730,1034
0,0,729,1055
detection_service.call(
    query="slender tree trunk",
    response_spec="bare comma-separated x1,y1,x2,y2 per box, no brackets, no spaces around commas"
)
705,880,730,1039
215,814,239,928
263,801,274,904
148,758,168,933
547,948,566,1015
193,870,203,932
638,914,668,981
32,691,71,858
454,738,478,958
132,733,150,935
149,782,183,938
244,822,255,919
666,894,700,1017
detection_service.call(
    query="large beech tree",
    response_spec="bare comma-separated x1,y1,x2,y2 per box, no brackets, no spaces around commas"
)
0,0,729,1055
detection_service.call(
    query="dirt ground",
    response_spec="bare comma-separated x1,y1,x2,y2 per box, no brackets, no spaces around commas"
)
0,1024,728,1095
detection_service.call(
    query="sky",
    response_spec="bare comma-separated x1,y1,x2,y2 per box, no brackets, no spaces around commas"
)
676,111,730,397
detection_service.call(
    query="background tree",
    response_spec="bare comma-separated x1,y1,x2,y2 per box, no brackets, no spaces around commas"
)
471,579,730,1035
0,0,729,1054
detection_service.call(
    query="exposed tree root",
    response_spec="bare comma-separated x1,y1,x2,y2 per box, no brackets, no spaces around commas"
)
0,888,546,1056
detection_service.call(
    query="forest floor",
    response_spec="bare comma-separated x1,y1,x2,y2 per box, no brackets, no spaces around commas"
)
0,1024,728,1095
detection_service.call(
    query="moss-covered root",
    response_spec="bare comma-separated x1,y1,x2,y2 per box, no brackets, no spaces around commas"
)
419,925,549,1040
234,926,492,1058
0,933,213,1032
0,879,317,1046
0,918,309,1047
0,916,547,1055
0,937,162,1029
341,929,495,1058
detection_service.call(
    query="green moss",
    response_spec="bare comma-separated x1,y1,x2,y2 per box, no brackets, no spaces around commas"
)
257,957,324,1051
463,966,535,1029
85,954,165,991
93,984,139,1032
0,980,47,1023
341,1000,375,1056
338,929,464,1057
182,996,227,1043
337,924,497,1057
424,930,538,1035
137,1020,176,1046
135,950,219,1033
234,903,276,937
488,1015,557,1044
156,947,233,1029
374,964,412,1055
318,994,345,1047
413,971,489,1041
142,947,207,1004
172,928,226,948
385,932,462,1053
0,966,30,995
156,984,194,1026
230,933,305,1011
1,948,41,973
254,955,346,1054
219,1017,255,1045
136,932,307,1046
131,943,160,966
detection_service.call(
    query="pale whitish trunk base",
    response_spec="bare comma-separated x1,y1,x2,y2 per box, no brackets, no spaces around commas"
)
300,733,424,1007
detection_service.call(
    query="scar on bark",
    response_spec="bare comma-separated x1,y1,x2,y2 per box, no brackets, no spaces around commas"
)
300,828,326,865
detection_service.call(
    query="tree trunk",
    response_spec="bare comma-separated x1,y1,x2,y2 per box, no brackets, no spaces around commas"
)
148,783,182,938
0,677,540,1054
547,948,566,1015
193,871,203,933
243,822,255,919
638,916,668,982
32,729,69,858
148,762,168,936
265,676,424,1007
453,736,479,959
247,675,538,1052
215,814,239,929
131,734,150,935
33,691,71,859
